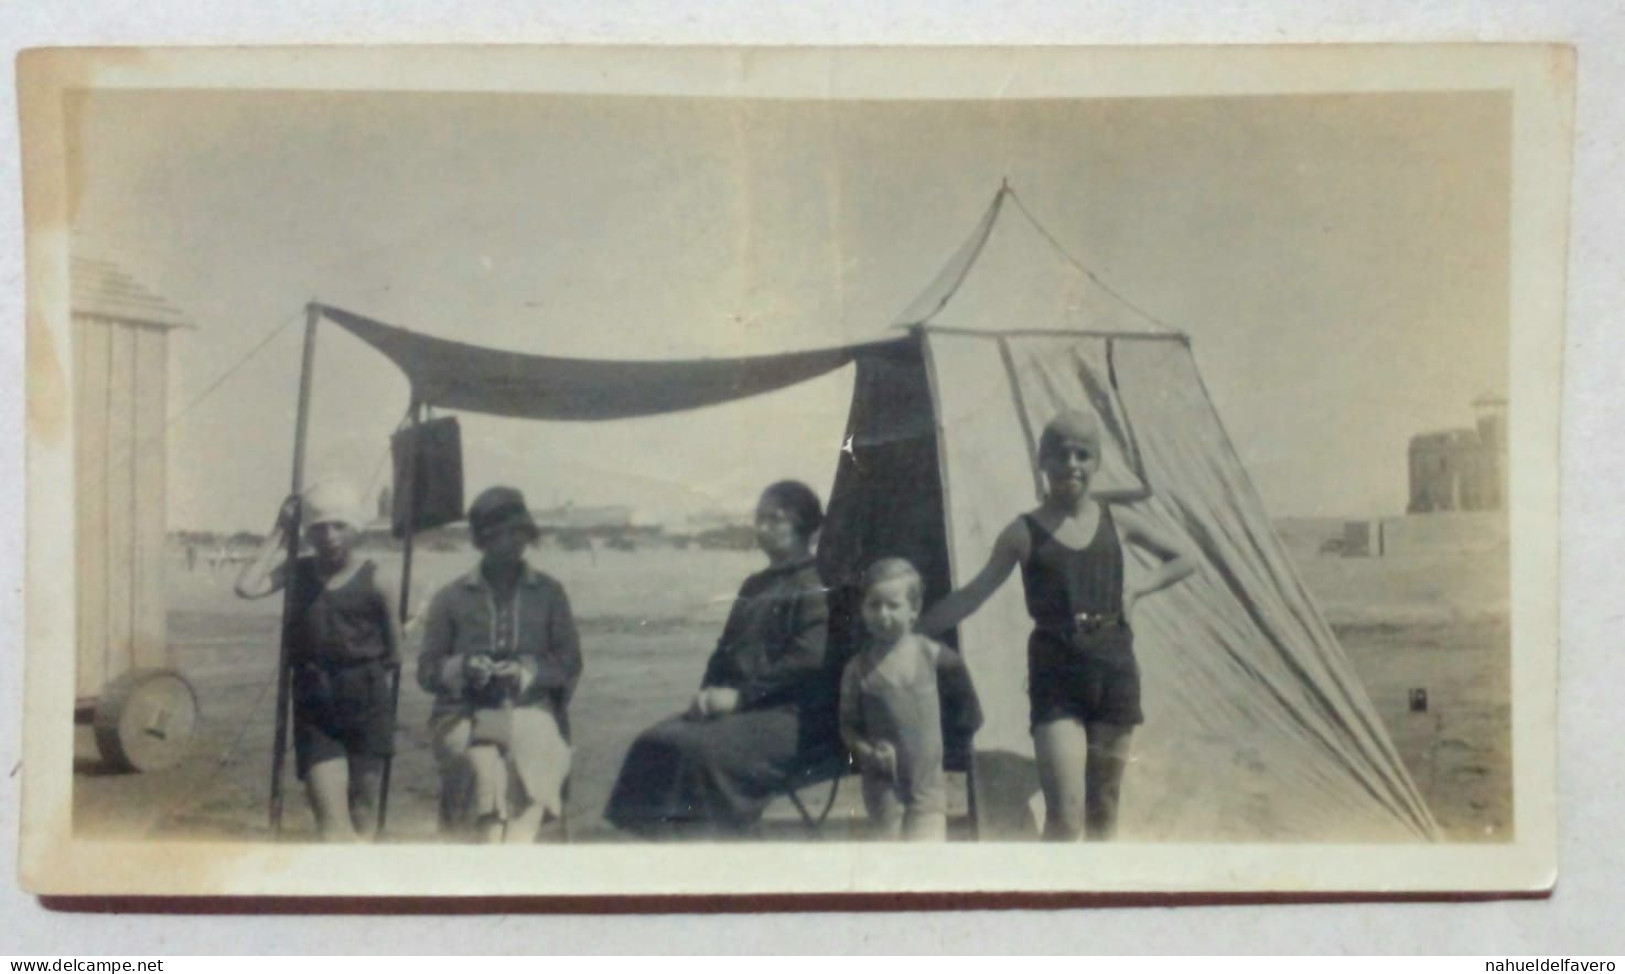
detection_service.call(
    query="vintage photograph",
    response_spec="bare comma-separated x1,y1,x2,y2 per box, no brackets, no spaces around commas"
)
18,46,1569,897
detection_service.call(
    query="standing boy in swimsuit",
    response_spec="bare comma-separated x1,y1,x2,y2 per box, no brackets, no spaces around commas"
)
840,558,982,841
237,480,403,841
918,409,1195,840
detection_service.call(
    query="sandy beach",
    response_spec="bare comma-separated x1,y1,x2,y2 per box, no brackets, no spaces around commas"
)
72,527,1510,844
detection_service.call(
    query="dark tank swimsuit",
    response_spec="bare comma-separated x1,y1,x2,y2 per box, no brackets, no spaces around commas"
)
285,557,397,778
1019,505,1145,730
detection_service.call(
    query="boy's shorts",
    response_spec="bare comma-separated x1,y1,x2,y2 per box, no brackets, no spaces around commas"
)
1026,627,1144,731
292,659,395,779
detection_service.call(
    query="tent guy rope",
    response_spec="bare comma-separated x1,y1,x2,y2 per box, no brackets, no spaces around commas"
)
1004,185,1184,336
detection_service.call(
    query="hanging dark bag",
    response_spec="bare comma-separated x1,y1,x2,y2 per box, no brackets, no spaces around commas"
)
391,415,465,537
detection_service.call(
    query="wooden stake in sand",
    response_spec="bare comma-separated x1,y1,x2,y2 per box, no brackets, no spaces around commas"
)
269,304,320,835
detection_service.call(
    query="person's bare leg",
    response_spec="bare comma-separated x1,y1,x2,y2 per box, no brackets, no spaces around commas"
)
903,808,948,842
467,745,509,843
505,794,546,845
1033,718,1089,841
432,717,475,840
861,771,905,841
305,757,358,842
348,754,387,840
1083,722,1134,841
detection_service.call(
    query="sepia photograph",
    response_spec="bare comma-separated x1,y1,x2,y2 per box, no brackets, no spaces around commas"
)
17,44,1569,898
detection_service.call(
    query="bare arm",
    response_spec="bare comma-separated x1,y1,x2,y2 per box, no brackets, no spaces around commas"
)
233,497,300,600
915,518,1028,637
1116,505,1198,612
837,661,873,764
371,562,407,666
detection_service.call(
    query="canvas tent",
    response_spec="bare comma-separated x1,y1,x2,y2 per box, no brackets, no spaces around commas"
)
308,186,1437,843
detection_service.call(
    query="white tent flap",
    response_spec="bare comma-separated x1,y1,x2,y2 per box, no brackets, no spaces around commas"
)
924,329,1438,842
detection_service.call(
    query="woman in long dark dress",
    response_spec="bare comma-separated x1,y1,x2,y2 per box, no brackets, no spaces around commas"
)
605,480,831,837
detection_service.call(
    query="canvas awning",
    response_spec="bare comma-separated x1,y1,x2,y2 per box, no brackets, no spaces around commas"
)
317,303,910,421
310,183,1440,843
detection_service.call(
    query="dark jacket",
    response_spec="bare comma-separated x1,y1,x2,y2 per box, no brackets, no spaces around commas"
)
700,555,830,713
416,563,582,722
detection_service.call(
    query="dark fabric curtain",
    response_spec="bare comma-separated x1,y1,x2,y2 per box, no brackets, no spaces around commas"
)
814,337,961,755
390,416,465,538
319,304,909,422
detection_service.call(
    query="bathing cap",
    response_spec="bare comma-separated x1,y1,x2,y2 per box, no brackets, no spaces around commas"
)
1038,409,1103,460
302,480,364,530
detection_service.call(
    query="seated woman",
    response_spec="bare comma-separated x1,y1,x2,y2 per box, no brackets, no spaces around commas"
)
605,480,832,838
417,486,583,843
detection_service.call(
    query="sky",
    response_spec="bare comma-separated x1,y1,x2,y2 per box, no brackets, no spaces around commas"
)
65,88,1510,531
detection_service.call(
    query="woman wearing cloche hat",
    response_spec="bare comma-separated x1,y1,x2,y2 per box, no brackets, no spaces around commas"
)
236,479,403,841
416,486,583,843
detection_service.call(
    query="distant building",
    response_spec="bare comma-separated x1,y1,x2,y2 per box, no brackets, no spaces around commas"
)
354,501,662,551
682,509,752,532
532,504,639,532
1407,397,1507,514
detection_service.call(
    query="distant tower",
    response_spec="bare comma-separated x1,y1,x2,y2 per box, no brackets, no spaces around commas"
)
1472,395,1508,511
1407,397,1508,515
378,485,392,522
1408,431,1469,513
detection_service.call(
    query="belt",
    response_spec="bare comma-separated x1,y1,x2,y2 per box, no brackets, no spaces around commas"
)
1035,611,1128,636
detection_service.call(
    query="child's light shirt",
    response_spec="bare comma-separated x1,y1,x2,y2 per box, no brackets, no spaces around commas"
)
840,635,952,818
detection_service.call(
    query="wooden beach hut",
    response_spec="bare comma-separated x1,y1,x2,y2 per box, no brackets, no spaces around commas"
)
71,255,198,772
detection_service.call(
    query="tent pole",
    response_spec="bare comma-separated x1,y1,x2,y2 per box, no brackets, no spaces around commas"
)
376,399,422,835
269,303,322,835
965,760,980,842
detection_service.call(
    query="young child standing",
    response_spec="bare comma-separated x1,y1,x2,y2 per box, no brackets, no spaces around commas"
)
840,558,982,841
918,409,1196,841
235,480,402,842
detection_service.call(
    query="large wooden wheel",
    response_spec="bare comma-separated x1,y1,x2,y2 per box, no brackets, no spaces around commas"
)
92,668,199,773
